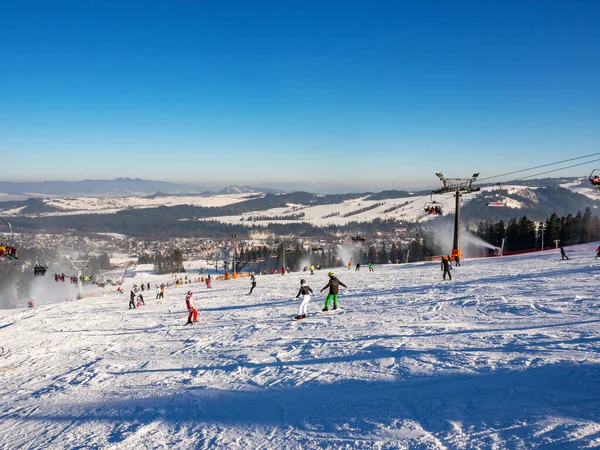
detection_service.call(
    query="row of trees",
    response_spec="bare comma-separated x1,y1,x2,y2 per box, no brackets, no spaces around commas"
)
152,249,185,274
473,207,600,252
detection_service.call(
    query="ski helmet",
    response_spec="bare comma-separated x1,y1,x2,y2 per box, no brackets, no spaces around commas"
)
328,271,334,277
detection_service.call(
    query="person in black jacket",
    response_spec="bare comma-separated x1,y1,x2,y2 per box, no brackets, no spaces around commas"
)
295,279,314,319
321,272,347,311
441,256,452,280
129,290,136,309
247,273,257,295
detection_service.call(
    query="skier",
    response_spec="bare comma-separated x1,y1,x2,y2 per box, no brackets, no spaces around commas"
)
560,247,569,260
596,245,600,259
355,263,361,271
454,255,461,267
247,273,257,295
185,291,198,324
321,271,347,311
156,286,161,299
368,262,374,272
206,274,212,288
310,264,315,275
441,256,452,280
147,282,150,290
129,290,136,309
137,293,145,307
347,260,352,270
295,279,314,320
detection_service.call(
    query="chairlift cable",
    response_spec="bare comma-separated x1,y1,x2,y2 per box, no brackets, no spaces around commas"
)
477,151,600,183
509,157,600,183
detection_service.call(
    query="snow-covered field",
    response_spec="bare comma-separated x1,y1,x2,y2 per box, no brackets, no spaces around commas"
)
1,243,600,449
1,193,256,216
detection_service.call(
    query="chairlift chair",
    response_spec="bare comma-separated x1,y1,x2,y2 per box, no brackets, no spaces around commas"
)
486,183,508,207
589,169,600,188
424,201,443,215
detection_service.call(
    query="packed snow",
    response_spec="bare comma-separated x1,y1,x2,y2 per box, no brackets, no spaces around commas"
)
1,243,600,449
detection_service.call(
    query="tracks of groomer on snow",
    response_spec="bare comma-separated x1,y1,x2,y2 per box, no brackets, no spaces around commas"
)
2,243,600,448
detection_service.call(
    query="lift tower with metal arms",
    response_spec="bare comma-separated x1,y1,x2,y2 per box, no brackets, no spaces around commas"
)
432,172,480,260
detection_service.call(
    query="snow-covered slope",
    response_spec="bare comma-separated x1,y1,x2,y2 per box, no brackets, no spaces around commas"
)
1,243,600,448
2,180,597,228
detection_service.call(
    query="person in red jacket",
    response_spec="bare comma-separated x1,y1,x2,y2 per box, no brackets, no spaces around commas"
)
595,245,600,259
185,291,198,324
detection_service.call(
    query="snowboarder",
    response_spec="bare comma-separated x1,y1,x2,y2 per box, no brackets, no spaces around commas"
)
368,262,374,272
295,279,314,320
129,290,136,309
248,273,257,295
321,272,347,311
185,291,198,324
560,247,569,260
441,256,452,280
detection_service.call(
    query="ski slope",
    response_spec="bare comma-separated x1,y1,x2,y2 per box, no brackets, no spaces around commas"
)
1,243,600,449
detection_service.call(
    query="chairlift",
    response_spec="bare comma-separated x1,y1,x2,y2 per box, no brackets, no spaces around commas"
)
0,221,18,259
589,169,600,188
424,201,443,215
486,183,508,207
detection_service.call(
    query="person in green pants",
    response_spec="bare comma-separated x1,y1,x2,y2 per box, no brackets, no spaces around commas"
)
321,271,347,311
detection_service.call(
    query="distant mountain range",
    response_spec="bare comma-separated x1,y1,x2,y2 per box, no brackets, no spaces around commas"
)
0,178,284,200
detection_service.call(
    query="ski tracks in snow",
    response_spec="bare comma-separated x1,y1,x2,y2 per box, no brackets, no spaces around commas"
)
2,243,600,447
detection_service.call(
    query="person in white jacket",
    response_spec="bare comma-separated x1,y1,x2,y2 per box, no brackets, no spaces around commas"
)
294,279,314,320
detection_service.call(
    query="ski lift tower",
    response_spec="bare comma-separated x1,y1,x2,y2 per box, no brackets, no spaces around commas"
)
67,257,90,299
433,172,480,260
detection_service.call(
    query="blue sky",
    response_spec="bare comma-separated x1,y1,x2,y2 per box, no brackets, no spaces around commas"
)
1,0,599,190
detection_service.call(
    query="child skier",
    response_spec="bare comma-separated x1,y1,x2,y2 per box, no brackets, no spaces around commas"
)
185,290,198,324
321,272,347,311
295,279,314,320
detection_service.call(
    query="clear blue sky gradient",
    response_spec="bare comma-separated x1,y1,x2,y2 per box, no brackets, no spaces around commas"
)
1,1,599,190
